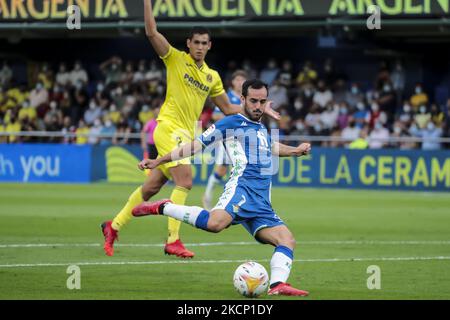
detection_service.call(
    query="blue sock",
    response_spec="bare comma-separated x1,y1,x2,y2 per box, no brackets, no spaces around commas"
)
214,172,223,181
274,245,294,259
194,210,210,230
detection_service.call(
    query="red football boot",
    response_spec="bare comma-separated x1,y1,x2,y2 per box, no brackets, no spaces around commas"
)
164,239,195,258
101,220,118,257
268,283,309,297
132,199,172,217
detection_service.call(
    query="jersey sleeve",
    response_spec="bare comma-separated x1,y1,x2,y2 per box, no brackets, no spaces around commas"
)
209,72,226,98
197,116,236,148
160,46,182,65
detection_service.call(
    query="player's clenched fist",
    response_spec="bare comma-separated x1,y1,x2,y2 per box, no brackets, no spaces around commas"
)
138,159,159,170
297,143,311,156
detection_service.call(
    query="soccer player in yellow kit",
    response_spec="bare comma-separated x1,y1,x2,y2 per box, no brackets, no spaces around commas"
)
101,0,280,258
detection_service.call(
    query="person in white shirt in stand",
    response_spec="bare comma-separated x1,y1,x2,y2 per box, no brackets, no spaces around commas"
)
70,61,89,86
56,63,71,87
341,120,361,148
369,121,390,149
313,80,333,108
29,82,49,109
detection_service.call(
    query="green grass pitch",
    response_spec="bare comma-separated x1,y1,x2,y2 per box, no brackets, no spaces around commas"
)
0,183,449,300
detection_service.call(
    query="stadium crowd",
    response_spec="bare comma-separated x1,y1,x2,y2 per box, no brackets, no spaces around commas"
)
0,56,449,150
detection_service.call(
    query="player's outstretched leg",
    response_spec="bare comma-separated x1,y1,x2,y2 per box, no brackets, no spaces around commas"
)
133,200,232,234
267,246,309,297
256,226,309,297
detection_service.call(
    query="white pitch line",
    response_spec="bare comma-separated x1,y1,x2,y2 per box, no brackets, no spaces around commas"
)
1,240,450,249
1,256,450,269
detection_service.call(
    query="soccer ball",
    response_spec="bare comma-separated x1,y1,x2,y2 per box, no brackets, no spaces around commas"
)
233,261,269,298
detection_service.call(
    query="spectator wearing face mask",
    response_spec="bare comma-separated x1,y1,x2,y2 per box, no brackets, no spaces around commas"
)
353,101,369,129
70,61,89,87
378,81,396,116
88,118,103,145
313,80,333,108
369,121,390,149
304,104,322,137
320,102,339,136
290,96,306,120
138,104,154,125
341,119,361,148
111,86,126,110
410,83,429,112
29,82,49,109
105,104,121,124
410,120,443,150
414,105,431,129
75,119,89,144
291,119,309,136
397,101,414,126
100,56,122,86
44,100,63,130
100,119,116,145
84,99,102,126
390,121,415,150
337,102,350,130
18,100,37,123
366,102,387,130
260,58,279,86
345,83,364,109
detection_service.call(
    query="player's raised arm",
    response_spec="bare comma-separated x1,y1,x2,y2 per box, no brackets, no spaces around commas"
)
144,0,170,57
272,141,311,157
210,92,242,115
138,140,203,170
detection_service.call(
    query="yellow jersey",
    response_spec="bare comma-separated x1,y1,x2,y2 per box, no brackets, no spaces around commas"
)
158,46,225,138
18,108,37,122
5,122,21,143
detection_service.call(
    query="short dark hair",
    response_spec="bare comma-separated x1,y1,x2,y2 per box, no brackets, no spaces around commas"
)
188,26,212,41
242,79,269,97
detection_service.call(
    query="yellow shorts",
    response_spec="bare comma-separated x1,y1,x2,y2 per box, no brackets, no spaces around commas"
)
153,120,193,179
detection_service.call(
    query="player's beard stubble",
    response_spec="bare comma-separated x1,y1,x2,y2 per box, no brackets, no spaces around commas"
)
244,104,263,122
